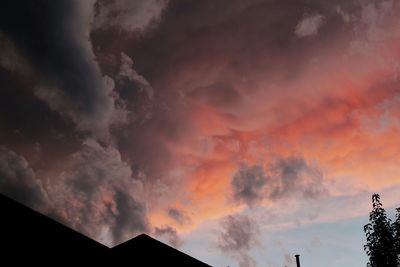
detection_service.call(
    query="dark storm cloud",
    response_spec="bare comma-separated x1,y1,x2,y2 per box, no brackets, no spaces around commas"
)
48,139,149,246
0,147,47,210
0,66,76,141
0,0,124,136
0,1,160,244
217,214,259,267
154,225,183,248
0,32,83,169
232,156,327,207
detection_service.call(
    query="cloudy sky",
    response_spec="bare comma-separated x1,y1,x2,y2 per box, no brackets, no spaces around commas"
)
1,0,400,266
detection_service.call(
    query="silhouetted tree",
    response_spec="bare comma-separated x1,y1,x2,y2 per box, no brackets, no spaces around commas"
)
364,194,397,267
393,207,400,266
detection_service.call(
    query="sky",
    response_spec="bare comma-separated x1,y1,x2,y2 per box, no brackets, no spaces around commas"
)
0,0,400,266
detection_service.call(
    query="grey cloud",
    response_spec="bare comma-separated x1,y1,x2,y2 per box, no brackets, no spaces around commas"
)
167,207,191,225
112,190,149,244
47,139,149,246
119,52,154,99
232,156,327,207
336,6,351,23
295,13,325,37
218,214,259,252
154,225,183,248
0,147,47,211
217,214,259,267
268,156,327,200
232,164,267,207
94,0,169,32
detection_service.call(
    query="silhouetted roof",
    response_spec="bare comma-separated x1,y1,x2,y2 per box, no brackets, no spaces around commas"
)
111,233,211,266
0,193,212,266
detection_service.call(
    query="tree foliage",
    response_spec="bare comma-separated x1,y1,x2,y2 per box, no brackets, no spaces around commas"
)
393,207,400,266
364,194,398,267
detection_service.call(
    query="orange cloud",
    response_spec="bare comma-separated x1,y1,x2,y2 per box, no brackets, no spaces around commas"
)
145,7,400,232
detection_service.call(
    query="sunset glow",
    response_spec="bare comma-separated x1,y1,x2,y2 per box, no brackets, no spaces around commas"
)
1,1,400,266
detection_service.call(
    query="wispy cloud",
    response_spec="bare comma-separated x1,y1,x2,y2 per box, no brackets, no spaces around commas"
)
154,225,183,248
295,13,325,37
217,214,259,267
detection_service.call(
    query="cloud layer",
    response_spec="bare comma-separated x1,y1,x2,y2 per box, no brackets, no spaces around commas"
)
1,2,400,266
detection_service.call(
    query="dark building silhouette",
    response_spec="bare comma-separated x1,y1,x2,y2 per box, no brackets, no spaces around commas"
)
111,234,211,266
0,193,211,266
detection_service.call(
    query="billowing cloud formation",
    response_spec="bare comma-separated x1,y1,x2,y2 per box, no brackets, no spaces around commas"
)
218,214,259,267
0,0,125,137
1,0,400,265
232,157,327,207
154,225,183,248
48,139,149,246
0,147,47,210
94,0,169,32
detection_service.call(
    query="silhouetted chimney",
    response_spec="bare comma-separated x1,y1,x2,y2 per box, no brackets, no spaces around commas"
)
295,254,301,267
